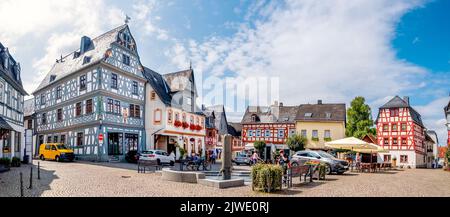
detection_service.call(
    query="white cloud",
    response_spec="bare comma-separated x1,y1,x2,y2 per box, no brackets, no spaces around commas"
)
165,0,449,144
167,0,428,108
0,0,125,96
415,96,450,145
132,0,170,41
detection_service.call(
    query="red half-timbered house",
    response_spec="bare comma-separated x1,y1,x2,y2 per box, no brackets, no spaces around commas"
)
241,102,298,158
375,96,427,168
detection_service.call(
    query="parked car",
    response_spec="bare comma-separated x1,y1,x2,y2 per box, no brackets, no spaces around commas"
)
139,150,175,166
291,150,348,175
39,143,75,162
315,150,349,175
233,153,251,165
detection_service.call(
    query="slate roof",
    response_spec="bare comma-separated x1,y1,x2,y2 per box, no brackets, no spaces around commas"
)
142,67,173,106
295,104,346,122
0,42,27,95
205,105,229,134
33,24,130,94
228,122,242,137
376,96,425,128
380,96,409,109
23,98,35,117
143,66,204,116
241,105,299,124
162,69,196,94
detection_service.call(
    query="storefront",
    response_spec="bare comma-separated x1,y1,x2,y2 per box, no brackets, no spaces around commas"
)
154,131,205,160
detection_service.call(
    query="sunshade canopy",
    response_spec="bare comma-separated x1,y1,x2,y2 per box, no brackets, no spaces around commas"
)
352,143,389,153
325,137,378,150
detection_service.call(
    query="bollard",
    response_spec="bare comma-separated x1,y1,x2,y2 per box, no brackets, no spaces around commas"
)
38,162,40,180
29,167,33,189
20,172,24,197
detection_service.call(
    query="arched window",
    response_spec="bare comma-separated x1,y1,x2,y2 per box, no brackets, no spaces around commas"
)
175,112,180,121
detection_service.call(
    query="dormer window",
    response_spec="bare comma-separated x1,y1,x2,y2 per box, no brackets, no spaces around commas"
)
305,113,313,118
325,112,332,119
83,56,91,65
50,75,57,82
251,114,258,122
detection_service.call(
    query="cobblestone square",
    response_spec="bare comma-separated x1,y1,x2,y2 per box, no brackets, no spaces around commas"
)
1,160,449,197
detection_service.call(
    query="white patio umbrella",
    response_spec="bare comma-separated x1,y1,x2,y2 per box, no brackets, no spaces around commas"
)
325,137,378,150
352,143,389,153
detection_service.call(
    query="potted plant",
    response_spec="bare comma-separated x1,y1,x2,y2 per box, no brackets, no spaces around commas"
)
189,124,196,131
182,122,189,129
0,157,11,169
392,156,397,168
11,157,21,167
251,164,283,193
174,120,182,128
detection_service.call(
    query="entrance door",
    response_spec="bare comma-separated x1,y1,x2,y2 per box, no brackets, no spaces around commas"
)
124,134,138,153
108,133,123,156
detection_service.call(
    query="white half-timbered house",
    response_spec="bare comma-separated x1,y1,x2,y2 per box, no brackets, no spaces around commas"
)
143,67,206,159
375,96,427,168
0,42,28,161
33,25,146,162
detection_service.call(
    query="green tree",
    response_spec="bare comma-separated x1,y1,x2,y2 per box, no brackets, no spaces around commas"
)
286,134,307,152
253,141,266,155
346,96,376,139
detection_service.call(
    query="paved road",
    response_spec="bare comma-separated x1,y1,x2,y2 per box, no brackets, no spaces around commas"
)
1,160,449,197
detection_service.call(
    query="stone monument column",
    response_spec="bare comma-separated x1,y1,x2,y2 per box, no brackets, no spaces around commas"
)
221,135,232,180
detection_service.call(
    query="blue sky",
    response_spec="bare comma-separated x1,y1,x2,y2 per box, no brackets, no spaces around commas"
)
0,0,448,145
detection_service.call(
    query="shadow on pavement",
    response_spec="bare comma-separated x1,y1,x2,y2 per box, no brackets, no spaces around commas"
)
0,162,58,197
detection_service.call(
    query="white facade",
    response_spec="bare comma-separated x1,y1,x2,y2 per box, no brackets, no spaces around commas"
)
144,69,206,159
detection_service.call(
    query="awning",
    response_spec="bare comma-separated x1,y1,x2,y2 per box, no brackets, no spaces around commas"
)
0,117,13,131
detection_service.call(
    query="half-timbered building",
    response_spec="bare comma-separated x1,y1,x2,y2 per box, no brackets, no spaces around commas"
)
202,105,229,155
0,42,28,160
375,96,427,168
241,102,298,157
203,107,218,152
33,24,146,162
143,67,206,159
228,122,243,156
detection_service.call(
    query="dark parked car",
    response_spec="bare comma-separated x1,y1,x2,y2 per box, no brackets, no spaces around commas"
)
291,150,349,175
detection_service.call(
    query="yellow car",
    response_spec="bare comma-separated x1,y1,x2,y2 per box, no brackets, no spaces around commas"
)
39,143,75,162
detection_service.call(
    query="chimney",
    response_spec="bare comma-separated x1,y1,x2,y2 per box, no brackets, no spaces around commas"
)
318,100,323,105
201,104,206,111
403,96,410,106
279,102,283,107
273,100,279,106
80,36,92,54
